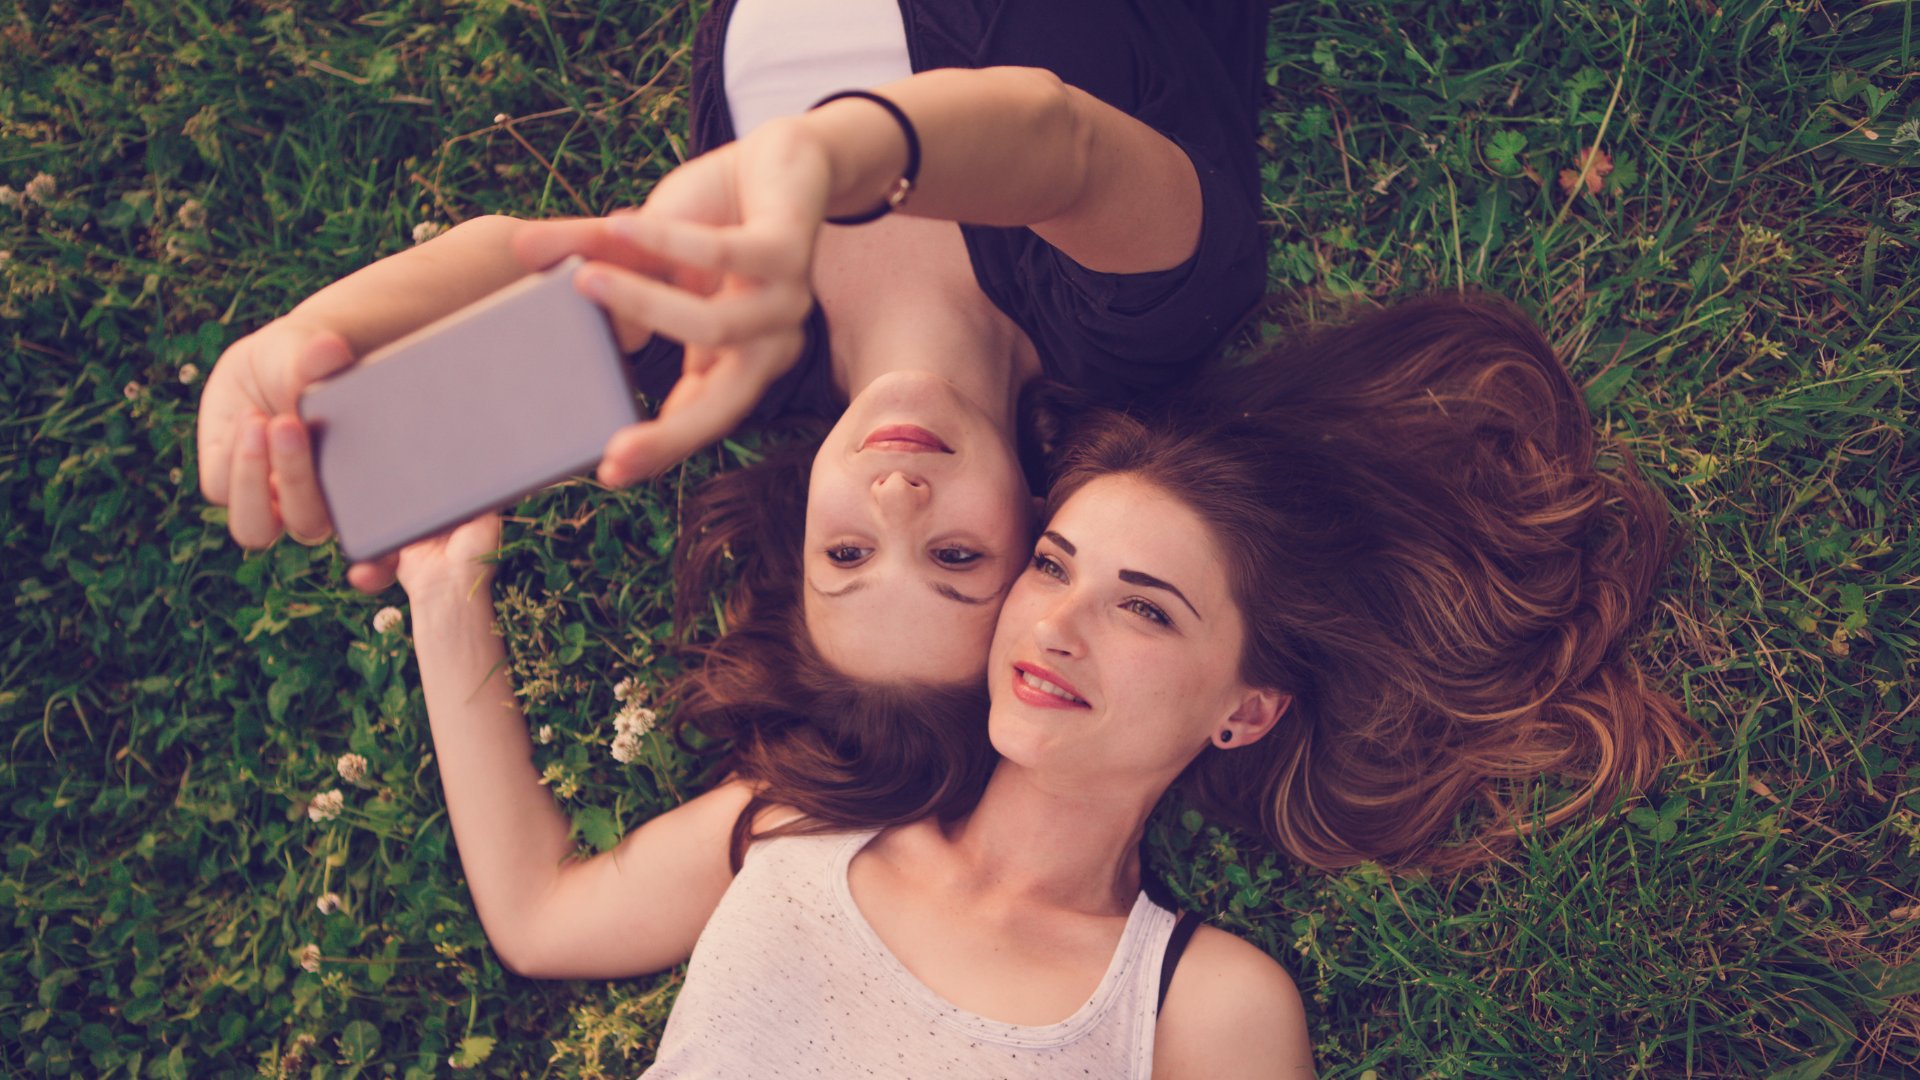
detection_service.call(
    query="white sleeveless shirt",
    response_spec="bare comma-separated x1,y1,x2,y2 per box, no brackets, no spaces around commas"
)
642,829,1181,1078
723,0,913,137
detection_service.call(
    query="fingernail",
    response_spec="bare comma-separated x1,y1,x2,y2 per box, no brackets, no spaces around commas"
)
576,272,607,301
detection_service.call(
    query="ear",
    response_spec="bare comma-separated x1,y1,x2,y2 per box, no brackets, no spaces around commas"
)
1213,689,1291,750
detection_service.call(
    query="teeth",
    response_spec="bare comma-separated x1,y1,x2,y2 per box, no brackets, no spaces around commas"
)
1019,670,1085,704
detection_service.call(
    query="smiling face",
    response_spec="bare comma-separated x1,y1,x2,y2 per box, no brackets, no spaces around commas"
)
803,371,1035,683
986,473,1280,791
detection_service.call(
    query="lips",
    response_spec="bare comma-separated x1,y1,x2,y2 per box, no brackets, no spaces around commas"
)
860,424,952,454
1011,662,1090,710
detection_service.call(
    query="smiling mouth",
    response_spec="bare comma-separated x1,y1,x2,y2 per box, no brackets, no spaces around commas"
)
1012,663,1090,708
860,424,952,454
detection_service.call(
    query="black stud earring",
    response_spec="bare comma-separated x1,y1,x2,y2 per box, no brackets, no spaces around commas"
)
1219,730,1234,744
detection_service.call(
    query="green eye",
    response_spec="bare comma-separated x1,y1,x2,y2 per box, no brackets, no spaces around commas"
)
1125,598,1171,626
1029,553,1065,579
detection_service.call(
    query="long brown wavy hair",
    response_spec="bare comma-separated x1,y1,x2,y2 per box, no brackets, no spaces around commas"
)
666,294,1696,872
1054,292,1699,871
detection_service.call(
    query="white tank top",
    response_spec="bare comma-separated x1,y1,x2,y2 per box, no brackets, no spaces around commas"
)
642,829,1180,1078
722,0,914,137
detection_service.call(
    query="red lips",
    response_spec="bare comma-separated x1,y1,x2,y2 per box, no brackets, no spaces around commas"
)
1010,662,1091,710
860,424,952,454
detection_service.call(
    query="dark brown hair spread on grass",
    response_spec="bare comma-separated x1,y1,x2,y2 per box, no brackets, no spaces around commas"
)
668,293,1695,873
1059,292,1699,871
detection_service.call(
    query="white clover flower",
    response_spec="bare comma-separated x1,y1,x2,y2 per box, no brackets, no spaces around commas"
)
297,943,322,972
316,892,342,915
0,250,11,263
177,363,199,384
122,381,141,401
23,172,54,204
336,753,368,784
168,467,183,485
610,729,643,764
372,606,404,635
535,725,553,745
307,789,344,822
411,221,446,245
0,186,18,208
176,198,206,231
613,702,656,738
612,676,638,703
493,113,511,124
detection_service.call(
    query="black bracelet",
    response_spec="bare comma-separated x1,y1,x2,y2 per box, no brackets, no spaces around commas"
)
808,89,921,226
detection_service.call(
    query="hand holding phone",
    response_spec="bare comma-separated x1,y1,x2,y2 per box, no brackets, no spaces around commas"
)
298,255,637,564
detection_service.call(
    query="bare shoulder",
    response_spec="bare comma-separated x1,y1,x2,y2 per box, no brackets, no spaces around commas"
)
1152,925,1316,1079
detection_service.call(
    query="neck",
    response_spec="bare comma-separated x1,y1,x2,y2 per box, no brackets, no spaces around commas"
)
935,762,1164,917
833,303,1026,439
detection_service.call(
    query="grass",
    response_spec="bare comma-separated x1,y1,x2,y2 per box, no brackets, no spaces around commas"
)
1,0,1915,1075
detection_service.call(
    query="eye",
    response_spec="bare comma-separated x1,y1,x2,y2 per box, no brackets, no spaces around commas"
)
1123,598,1172,626
932,546,982,567
1029,553,1066,580
825,545,871,566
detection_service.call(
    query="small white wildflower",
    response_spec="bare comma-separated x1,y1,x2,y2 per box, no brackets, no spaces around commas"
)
0,186,18,208
0,251,11,263
178,363,199,384
316,892,342,915
122,381,142,401
297,943,322,972
176,198,206,231
336,753,368,784
307,789,344,822
535,724,554,745
372,606,404,635
493,112,511,124
610,729,643,764
612,676,638,703
168,467,183,485
411,220,446,245
163,234,192,261
613,702,656,737
23,172,54,204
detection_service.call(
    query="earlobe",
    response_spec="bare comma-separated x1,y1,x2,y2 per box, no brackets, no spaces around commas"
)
1220,690,1291,749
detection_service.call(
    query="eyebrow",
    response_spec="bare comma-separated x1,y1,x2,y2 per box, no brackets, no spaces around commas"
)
1042,530,1200,620
808,578,995,606
1119,570,1201,620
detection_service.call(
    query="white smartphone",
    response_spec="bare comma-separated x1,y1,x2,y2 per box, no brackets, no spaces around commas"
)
297,256,638,563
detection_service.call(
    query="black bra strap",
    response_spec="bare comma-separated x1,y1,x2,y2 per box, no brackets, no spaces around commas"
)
1155,910,1205,1015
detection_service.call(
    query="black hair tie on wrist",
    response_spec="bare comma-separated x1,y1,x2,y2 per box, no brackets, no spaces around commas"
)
809,89,921,226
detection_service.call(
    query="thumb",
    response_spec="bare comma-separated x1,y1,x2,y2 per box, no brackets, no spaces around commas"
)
293,331,356,386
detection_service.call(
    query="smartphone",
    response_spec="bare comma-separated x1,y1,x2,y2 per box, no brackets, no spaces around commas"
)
298,255,639,563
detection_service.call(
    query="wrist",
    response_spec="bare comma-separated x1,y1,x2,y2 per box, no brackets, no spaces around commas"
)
786,102,906,221
404,572,498,624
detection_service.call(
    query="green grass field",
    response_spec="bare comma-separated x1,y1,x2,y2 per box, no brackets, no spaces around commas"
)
3,0,1916,1075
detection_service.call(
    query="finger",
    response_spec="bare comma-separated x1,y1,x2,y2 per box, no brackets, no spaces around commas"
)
574,263,809,349
610,216,808,282
267,415,332,545
347,554,400,595
511,217,678,278
290,330,355,391
598,357,763,485
227,413,283,549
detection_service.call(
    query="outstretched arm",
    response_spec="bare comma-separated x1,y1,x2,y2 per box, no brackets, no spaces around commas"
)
513,64,1205,483
398,515,741,978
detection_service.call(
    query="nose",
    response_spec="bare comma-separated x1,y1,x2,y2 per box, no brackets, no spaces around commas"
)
1032,588,1088,659
871,470,930,519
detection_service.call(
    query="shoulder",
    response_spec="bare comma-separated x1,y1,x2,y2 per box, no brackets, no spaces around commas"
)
1152,925,1316,1079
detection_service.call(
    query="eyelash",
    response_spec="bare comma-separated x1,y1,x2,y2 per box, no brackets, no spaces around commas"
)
933,546,982,567
1029,553,1172,627
827,545,869,565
